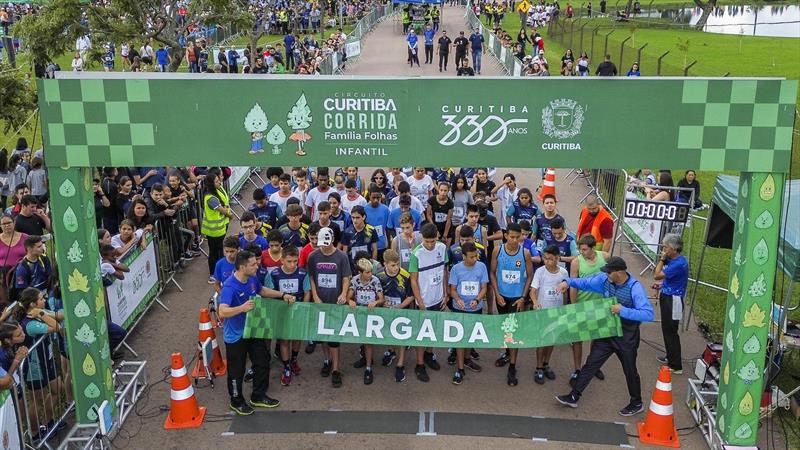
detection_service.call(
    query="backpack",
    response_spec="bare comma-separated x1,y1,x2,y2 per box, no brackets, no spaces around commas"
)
4,256,50,302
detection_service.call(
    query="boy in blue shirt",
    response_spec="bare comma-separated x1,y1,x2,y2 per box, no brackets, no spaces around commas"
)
218,250,295,415
341,205,378,264
448,242,488,385
363,186,391,261
155,44,170,72
213,236,240,293
423,24,435,64
239,212,269,251
376,250,415,382
249,188,282,230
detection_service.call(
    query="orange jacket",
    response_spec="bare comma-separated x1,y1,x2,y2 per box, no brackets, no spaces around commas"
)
578,206,613,246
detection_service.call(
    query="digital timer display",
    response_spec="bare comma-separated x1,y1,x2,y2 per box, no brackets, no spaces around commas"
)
623,199,690,223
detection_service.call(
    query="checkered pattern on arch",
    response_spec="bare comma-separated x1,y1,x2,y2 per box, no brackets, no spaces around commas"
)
42,79,155,167
678,79,795,172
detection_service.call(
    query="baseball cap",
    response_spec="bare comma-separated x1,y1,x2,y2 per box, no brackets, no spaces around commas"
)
318,227,334,247
601,256,628,273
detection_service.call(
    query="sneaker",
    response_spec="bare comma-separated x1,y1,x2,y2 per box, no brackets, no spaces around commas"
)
321,360,332,378
415,364,430,382
555,394,579,408
381,350,396,367
447,349,456,366
452,370,464,385
464,359,482,372
281,368,292,386
534,368,545,384
470,349,480,360
569,370,580,389
619,402,645,417
670,367,684,375
656,355,668,364
244,368,254,382
507,366,518,386
423,352,440,371
250,395,280,408
305,341,316,354
273,346,281,361
332,370,343,388
364,368,374,385
181,252,195,261
188,250,202,258
543,365,556,380
353,356,367,369
230,402,255,415
191,243,201,252
290,360,302,375
495,352,509,367
595,369,605,380
395,366,406,382
207,276,216,284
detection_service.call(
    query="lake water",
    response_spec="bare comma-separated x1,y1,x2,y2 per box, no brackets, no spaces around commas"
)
639,5,800,38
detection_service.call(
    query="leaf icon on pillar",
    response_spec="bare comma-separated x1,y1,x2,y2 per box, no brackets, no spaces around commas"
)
747,273,767,297
742,303,765,328
752,238,769,266
83,353,97,376
67,241,84,263
84,382,101,399
754,210,773,229
720,392,728,409
74,299,91,318
68,269,90,293
738,391,754,415
730,272,740,299
742,334,761,354
759,174,775,201
63,207,79,233
59,179,76,197
734,422,752,440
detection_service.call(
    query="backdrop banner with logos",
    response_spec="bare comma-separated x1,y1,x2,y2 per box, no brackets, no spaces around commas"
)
105,237,159,329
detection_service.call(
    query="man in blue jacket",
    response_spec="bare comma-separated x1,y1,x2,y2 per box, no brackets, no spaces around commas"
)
423,23,435,64
554,256,654,417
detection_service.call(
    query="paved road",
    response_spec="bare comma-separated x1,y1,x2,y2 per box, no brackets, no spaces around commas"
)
117,7,735,450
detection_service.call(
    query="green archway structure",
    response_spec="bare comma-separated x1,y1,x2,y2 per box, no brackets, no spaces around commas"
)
38,74,796,445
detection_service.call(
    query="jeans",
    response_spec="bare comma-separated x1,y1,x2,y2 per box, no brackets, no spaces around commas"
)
472,49,482,73
189,61,199,73
424,44,433,63
570,324,642,405
439,52,449,70
226,338,271,405
286,51,294,69
659,293,683,370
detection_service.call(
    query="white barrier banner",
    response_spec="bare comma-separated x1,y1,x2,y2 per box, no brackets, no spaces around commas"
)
107,239,159,328
622,191,660,260
500,46,507,62
0,391,21,450
228,166,251,194
345,40,361,58
514,60,522,76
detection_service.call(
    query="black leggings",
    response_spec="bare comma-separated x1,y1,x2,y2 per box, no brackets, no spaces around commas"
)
206,234,225,276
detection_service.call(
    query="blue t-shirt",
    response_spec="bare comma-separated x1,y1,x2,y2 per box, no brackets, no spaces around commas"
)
388,208,422,232
249,201,282,228
219,275,263,344
330,210,353,232
138,167,166,189
533,213,564,244
228,49,239,65
545,235,578,272
469,33,484,51
213,257,235,284
449,261,489,312
363,203,391,250
263,183,280,196
156,48,169,65
267,266,310,297
661,255,689,297
406,33,418,48
15,257,51,291
284,34,295,50
239,234,268,251
424,28,435,45
507,200,539,224
341,225,379,261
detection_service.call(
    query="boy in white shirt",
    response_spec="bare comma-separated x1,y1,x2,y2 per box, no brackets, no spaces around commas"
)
530,244,569,385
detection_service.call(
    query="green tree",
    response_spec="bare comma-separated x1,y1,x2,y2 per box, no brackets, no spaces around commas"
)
0,64,37,136
287,93,312,156
692,0,717,30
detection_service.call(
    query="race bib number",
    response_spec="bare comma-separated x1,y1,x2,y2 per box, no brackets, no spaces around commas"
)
400,249,411,262
415,193,428,203
356,290,375,304
386,296,402,306
374,225,384,237
279,279,298,293
460,281,479,297
501,270,521,284
318,273,337,289
431,271,443,285
351,245,368,259
453,206,465,219
434,212,448,223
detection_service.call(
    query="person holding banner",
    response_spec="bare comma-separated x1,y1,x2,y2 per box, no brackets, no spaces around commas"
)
530,245,569,385
448,243,488,385
376,250,415,382
555,256,654,417
218,250,294,415
307,227,352,388
348,258,385,385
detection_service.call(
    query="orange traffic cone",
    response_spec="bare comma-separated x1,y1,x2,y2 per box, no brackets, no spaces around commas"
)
538,168,557,201
164,352,206,430
193,308,227,378
637,366,680,448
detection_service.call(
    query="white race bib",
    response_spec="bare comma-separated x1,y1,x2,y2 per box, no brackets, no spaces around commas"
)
431,271,443,285
460,281,479,297
374,225,384,237
356,290,375,304
318,273,337,289
351,245,368,259
386,296,402,306
501,270,521,284
279,279,298,293
453,206,465,219
434,212,448,223
400,249,411,262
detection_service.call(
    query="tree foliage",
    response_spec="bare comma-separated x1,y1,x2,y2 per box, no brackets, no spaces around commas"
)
0,64,37,135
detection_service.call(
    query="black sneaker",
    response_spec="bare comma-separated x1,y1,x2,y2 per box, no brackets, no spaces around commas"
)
495,352,509,367
381,350,396,367
464,359,482,372
415,364,430,382
534,368,545,384
543,364,556,380
507,366,518,386
353,356,367,369
619,402,645,417
321,360,332,377
447,349,456,366
452,369,464,385
569,370,580,389
305,341,316,354
656,355,668,364
332,370,343,388
191,243,202,252
395,366,406,382
244,367,254,382
555,393,579,408
595,369,605,380
230,402,254,415
181,252,195,261
273,346,281,361
364,368,374,385
250,395,280,408
423,352,440,371
470,349,480,360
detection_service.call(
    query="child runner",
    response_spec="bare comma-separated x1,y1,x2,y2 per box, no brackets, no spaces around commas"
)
214,236,241,293
239,212,269,251
314,201,341,244
363,185,392,261
545,217,578,273
532,194,563,246
261,230,285,276
390,213,422,271
299,223,321,269
506,187,538,225
376,250,415,381
249,188,282,229
455,204,487,248
327,193,352,232
450,174,473,230
426,181,454,244
530,245,569,384
278,204,310,250
341,205,378,263
448,242,488,385
348,258,384,385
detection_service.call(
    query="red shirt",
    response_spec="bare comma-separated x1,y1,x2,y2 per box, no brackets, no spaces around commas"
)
299,243,316,269
261,250,282,271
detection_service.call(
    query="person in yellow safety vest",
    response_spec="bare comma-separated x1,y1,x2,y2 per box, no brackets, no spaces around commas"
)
201,171,233,284
431,6,440,32
424,5,432,25
402,7,411,34
484,3,493,25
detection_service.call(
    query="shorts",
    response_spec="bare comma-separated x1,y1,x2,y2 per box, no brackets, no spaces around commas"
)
324,341,340,348
448,299,483,315
426,302,444,311
497,295,525,314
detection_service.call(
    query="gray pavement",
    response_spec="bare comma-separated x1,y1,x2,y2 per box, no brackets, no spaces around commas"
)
115,6,738,450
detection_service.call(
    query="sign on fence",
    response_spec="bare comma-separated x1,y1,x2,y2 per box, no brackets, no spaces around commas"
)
227,166,251,194
345,40,362,58
106,237,159,328
0,390,21,450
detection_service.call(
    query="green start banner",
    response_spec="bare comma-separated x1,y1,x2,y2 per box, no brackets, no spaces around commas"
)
38,75,796,172
243,297,622,348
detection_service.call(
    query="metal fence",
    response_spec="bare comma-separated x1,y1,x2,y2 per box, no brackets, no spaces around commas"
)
319,2,395,74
